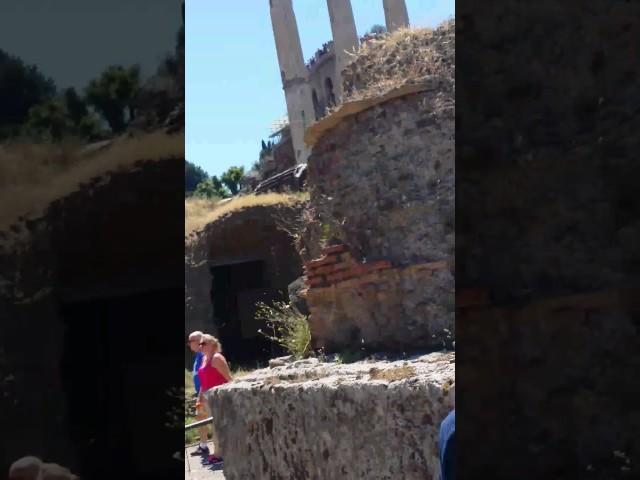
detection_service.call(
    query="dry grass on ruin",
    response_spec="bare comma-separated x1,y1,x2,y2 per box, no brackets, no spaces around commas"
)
0,132,184,235
369,365,416,382
342,18,454,102
185,191,308,238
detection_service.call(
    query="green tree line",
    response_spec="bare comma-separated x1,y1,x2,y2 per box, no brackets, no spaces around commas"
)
0,48,174,142
185,161,244,199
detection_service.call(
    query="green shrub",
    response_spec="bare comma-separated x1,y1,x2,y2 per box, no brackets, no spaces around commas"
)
256,300,311,359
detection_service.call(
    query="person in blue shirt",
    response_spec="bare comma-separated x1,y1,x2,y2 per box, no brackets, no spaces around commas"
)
188,331,210,456
439,409,455,480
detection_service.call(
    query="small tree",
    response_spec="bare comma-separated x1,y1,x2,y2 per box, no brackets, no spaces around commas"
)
194,176,229,199
76,113,105,141
185,160,209,195
369,24,387,35
85,65,140,133
211,175,230,198
23,99,73,142
63,87,88,125
256,300,311,359
0,49,56,138
63,87,105,140
221,166,245,196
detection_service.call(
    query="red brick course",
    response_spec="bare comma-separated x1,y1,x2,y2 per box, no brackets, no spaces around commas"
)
306,275,328,287
322,244,349,255
306,254,339,270
303,244,450,291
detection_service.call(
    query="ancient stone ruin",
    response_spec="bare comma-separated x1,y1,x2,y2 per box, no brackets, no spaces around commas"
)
301,20,455,351
185,197,307,367
203,10,455,479
215,352,454,480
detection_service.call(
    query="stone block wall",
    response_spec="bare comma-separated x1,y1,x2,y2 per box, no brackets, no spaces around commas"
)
301,83,454,352
302,244,453,351
299,22,454,354
210,352,455,480
306,89,454,267
185,202,306,364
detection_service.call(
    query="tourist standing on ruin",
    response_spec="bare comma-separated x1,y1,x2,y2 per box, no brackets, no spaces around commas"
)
198,334,233,466
187,330,210,456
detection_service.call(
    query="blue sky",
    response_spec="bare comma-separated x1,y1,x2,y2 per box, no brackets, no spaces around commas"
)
186,0,454,177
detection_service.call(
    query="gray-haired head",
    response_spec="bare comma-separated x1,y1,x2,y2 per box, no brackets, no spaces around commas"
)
188,331,203,340
188,331,204,352
9,456,43,480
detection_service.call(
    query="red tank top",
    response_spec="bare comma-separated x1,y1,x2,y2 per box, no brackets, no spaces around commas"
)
198,353,229,391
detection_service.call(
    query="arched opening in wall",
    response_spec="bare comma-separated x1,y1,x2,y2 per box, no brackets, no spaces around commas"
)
325,77,336,107
312,89,321,120
210,260,287,367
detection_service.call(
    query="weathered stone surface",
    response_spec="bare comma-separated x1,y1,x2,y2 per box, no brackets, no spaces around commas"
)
305,253,453,352
268,355,294,368
298,21,454,353
307,88,454,267
209,352,454,480
185,201,306,366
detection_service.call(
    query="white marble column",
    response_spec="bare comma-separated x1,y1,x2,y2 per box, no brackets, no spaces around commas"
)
382,0,410,32
269,0,315,163
326,0,359,102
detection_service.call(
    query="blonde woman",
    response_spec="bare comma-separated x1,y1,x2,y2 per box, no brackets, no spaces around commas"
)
197,334,232,466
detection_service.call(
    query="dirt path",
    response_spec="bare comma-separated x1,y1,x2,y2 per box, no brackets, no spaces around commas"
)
184,445,226,480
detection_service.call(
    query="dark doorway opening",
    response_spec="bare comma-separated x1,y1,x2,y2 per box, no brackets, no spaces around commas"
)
59,287,183,480
312,89,322,120
325,77,336,107
211,260,287,367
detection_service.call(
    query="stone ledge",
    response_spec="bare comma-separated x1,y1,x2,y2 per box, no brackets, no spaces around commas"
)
209,352,454,480
304,80,438,147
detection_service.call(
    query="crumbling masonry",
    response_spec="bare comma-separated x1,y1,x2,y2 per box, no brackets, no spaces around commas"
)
209,20,455,480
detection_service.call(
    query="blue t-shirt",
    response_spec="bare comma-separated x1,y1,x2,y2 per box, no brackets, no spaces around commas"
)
192,351,204,394
439,409,455,480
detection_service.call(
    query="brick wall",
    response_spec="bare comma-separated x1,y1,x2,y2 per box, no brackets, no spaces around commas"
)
301,243,453,352
303,244,391,288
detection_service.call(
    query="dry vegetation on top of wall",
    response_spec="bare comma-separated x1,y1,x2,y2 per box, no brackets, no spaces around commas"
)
0,131,184,240
185,191,309,239
342,18,454,102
